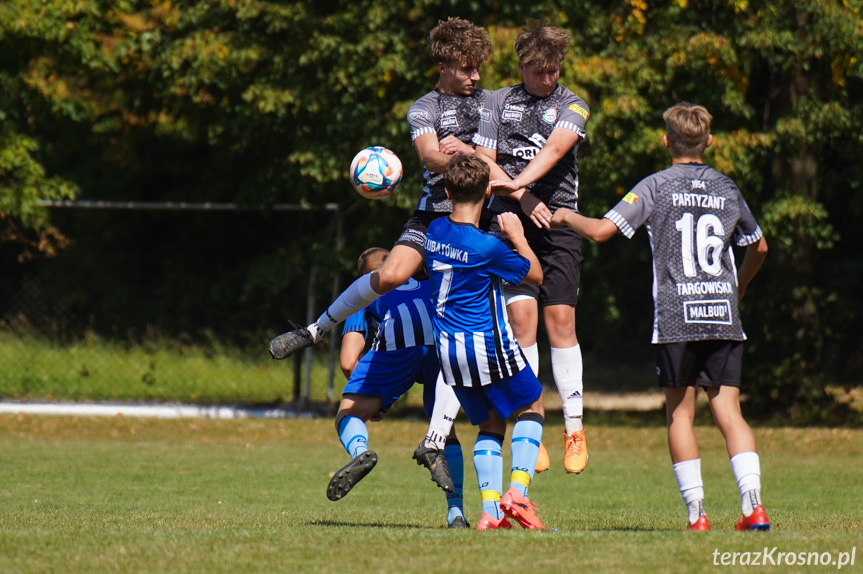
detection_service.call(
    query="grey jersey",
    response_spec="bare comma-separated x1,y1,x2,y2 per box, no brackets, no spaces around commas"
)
474,84,589,214
407,88,491,212
605,163,763,343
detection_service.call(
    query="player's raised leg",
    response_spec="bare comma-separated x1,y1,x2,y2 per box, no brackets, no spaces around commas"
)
546,304,588,474
507,296,550,473
269,246,424,359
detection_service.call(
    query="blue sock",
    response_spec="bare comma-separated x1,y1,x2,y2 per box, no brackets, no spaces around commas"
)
445,441,465,524
473,432,504,519
510,416,543,497
337,416,369,458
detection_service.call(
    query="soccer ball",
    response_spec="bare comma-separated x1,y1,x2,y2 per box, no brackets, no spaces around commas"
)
349,146,403,199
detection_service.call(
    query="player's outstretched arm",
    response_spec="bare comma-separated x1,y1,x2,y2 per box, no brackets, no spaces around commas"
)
737,236,768,300
479,147,552,229
498,212,543,286
475,146,515,184
503,129,580,192
550,208,618,243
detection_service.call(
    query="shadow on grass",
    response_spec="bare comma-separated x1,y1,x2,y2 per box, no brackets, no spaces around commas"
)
307,520,433,529
384,405,671,428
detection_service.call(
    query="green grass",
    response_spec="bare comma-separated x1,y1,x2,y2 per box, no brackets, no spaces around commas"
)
0,415,860,573
0,331,338,404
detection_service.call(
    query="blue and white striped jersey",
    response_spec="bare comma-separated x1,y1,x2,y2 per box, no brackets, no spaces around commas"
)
342,309,374,337
350,278,435,352
425,217,531,387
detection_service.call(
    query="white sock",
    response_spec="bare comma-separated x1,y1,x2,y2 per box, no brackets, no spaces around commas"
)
673,458,705,524
521,343,539,377
730,452,762,516
313,274,381,336
424,374,460,450
551,345,583,434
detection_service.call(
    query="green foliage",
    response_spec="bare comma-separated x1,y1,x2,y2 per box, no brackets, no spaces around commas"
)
1,0,862,421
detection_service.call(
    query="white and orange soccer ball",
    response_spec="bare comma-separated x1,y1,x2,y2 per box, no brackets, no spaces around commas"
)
349,146,403,199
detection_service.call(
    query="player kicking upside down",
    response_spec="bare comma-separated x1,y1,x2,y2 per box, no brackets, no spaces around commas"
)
426,154,547,531
550,103,770,532
327,247,470,528
268,18,493,487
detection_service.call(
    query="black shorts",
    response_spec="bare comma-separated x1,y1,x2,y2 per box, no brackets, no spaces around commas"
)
655,340,743,389
394,211,445,255
490,213,583,306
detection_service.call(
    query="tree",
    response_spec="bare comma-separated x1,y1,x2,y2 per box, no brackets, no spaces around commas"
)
1,0,861,420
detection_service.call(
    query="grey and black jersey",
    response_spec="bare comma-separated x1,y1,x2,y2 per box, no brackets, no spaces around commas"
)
605,163,763,344
474,84,589,214
407,88,491,213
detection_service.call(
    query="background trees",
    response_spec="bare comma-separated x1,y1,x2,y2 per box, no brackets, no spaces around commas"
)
1,0,861,421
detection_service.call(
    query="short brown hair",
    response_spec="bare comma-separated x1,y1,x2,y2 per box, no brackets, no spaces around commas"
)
514,21,570,70
663,102,712,157
357,247,389,274
444,154,490,204
428,17,492,66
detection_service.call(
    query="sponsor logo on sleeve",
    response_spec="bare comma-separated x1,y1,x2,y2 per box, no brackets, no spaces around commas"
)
622,192,639,204
408,110,428,122
568,104,589,119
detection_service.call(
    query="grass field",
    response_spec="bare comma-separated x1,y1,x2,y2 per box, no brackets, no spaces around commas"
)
1,413,860,573
0,331,334,404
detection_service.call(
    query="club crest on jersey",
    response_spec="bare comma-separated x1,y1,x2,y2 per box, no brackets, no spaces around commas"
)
542,107,558,124
691,179,707,190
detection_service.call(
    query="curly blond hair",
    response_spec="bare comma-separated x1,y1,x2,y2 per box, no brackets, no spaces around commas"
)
514,21,570,70
428,17,492,66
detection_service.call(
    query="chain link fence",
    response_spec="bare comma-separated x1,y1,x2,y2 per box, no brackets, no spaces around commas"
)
1,202,347,409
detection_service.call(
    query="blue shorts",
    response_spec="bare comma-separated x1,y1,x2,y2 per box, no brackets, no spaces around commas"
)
452,367,543,425
343,346,440,412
